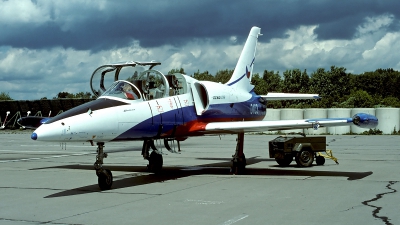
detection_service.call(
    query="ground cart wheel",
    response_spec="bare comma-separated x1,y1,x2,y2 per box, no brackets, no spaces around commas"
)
316,155,325,165
275,155,293,167
295,149,314,167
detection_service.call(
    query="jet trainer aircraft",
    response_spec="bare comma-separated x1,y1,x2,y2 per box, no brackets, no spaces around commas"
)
28,27,378,190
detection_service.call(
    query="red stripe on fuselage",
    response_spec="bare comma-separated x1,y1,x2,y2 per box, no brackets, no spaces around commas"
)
161,115,265,138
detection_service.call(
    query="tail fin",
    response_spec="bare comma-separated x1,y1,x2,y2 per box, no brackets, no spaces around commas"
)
226,26,262,92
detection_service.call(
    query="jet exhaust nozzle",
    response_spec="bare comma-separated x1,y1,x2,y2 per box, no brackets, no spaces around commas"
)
352,113,378,128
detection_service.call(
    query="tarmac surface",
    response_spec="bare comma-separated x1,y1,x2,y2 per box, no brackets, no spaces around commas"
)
0,130,399,225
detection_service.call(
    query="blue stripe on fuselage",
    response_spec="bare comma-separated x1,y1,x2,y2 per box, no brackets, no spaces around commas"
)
112,93,265,140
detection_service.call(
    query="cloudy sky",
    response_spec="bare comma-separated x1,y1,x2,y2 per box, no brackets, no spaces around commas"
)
1,0,400,100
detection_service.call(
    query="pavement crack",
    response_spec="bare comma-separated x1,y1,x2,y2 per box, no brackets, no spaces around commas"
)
362,181,398,225
0,217,84,225
0,186,66,191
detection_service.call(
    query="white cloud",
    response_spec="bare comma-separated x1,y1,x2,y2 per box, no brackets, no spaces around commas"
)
256,14,400,74
229,36,238,43
2,14,400,100
362,32,400,68
356,14,394,35
0,0,50,24
0,0,109,31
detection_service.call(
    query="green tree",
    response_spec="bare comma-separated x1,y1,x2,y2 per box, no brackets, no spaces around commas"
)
282,69,309,93
251,73,268,95
378,96,400,108
168,68,185,74
0,92,12,100
56,92,74,98
215,69,233,84
354,68,400,99
192,70,215,81
74,92,93,99
262,70,282,92
55,92,94,99
309,66,351,107
299,69,310,93
338,90,374,108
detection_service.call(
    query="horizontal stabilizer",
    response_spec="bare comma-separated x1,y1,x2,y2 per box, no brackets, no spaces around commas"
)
261,93,320,100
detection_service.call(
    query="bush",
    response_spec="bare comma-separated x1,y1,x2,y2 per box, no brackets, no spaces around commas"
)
362,128,383,135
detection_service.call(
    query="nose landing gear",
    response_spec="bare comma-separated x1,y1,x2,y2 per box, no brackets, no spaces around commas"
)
94,142,113,190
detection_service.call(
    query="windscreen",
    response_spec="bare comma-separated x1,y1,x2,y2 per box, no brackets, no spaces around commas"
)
101,81,142,100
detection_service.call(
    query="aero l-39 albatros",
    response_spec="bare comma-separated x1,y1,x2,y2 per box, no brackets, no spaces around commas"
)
24,27,378,190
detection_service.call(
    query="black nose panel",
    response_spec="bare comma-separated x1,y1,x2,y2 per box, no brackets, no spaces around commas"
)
45,98,128,124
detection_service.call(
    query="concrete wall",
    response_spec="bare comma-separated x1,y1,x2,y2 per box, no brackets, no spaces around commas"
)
327,108,351,134
280,109,304,133
304,109,328,135
375,108,400,134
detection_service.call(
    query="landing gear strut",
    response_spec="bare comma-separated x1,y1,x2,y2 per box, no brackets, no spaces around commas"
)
94,142,113,190
231,133,246,174
142,139,163,173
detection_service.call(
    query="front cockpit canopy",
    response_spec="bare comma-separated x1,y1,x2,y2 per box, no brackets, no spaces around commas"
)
90,61,188,101
91,61,168,100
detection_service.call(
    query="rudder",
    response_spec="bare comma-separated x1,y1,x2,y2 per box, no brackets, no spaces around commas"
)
226,26,262,92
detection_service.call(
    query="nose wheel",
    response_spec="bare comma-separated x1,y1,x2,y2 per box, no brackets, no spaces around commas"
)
94,142,113,190
97,169,113,190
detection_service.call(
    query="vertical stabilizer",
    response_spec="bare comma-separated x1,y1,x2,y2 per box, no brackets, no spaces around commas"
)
226,26,262,92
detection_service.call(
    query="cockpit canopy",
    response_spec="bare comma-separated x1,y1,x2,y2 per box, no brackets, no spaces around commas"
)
101,81,142,100
90,61,187,101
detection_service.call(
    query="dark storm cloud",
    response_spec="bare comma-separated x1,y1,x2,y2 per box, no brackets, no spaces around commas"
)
2,0,400,52
312,1,400,39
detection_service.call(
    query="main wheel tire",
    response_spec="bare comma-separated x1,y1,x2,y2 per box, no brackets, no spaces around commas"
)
275,155,293,167
98,169,113,190
148,151,163,173
316,155,325,165
231,154,246,175
295,149,314,167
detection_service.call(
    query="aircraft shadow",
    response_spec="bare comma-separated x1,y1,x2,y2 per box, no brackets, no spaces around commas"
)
36,157,372,198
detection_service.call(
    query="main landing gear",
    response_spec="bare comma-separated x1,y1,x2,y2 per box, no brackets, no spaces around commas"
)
231,133,247,174
93,135,246,190
142,139,163,173
94,142,113,190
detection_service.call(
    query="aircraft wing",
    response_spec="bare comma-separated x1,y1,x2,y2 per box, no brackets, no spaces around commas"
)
201,118,351,134
261,93,320,100
200,112,379,134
